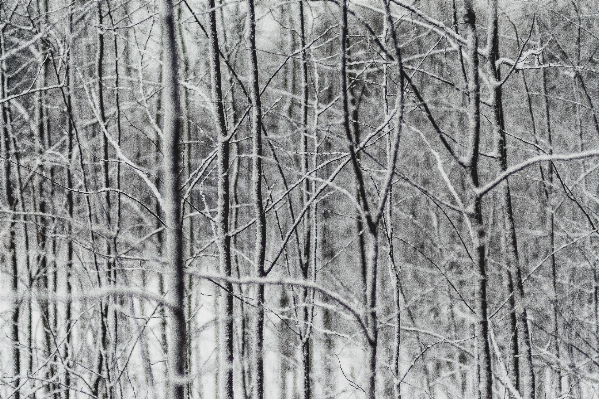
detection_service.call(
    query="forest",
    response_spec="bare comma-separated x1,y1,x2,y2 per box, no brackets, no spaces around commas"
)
1,0,599,398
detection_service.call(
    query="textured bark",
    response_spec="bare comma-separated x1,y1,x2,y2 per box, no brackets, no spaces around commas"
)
13,145,32,396
208,0,234,397
381,2,405,396
365,239,379,399
247,0,267,396
1,21,20,399
340,2,405,398
161,1,187,399
486,2,535,397
107,5,123,388
463,2,492,399
535,29,562,397
32,1,56,392
92,3,111,397
298,2,313,398
341,4,376,399
63,10,75,397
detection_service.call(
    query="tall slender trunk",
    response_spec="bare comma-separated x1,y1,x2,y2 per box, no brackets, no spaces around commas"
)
247,0,267,397
176,6,194,396
536,29,562,397
379,6,407,396
92,2,111,397
298,2,313,398
107,6,123,390
463,2,492,399
227,51,248,399
208,1,234,397
63,9,75,398
486,3,535,397
36,63,56,399
160,1,187,399
33,0,56,391
381,17,401,399
347,40,368,312
341,2,376,398
1,21,21,399
155,34,169,362
13,132,33,396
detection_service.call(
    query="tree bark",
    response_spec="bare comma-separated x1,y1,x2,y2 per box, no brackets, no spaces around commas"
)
92,3,111,397
160,1,187,398
208,1,234,397
247,0,267,397
463,2,492,398
486,2,535,397
1,21,20,399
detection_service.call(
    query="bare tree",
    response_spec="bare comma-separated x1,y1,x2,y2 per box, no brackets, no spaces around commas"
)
160,1,187,398
1,16,20,399
247,0,267,396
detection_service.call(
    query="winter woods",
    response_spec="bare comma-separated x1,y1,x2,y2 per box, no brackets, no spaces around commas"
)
2,0,599,398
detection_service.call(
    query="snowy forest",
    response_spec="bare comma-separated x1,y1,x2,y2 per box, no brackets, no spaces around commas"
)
1,0,599,398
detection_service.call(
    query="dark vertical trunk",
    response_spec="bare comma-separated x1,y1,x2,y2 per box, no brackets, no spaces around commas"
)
537,31,562,397
33,0,55,391
1,21,20,399
93,3,111,398
155,38,169,361
13,155,32,396
160,1,187,399
298,3,313,398
463,2,492,399
64,9,75,398
366,238,379,399
247,0,266,397
176,7,194,396
486,2,535,397
341,2,383,397
106,7,122,391
208,0,234,396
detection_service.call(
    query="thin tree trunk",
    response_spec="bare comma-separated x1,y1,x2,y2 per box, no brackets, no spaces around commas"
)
462,2,492,399
63,9,75,397
35,71,55,399
536,29,562,397
155,36,169,367
208,0,234,396
381,19,401,398
176,7,194,396
486,3,535,397
341,2,377,397
92,3,111,397
13,143,33,396
247,0,267,397
1,21,21,399
107,6,123,391
160,1,187,399
298,2,313,398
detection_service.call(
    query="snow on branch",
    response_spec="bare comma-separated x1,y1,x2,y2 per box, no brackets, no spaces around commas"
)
477,149,599,197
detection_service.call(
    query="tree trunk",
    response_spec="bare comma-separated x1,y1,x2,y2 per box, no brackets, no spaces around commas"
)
1,22,20,399
298,2,313,398
160,1,187,398
208,0,234,396
463,2,492,398
247,0,267,396
486,2,535,397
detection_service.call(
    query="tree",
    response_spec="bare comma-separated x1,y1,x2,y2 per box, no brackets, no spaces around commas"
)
2,1,599,398
160,1,187,399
